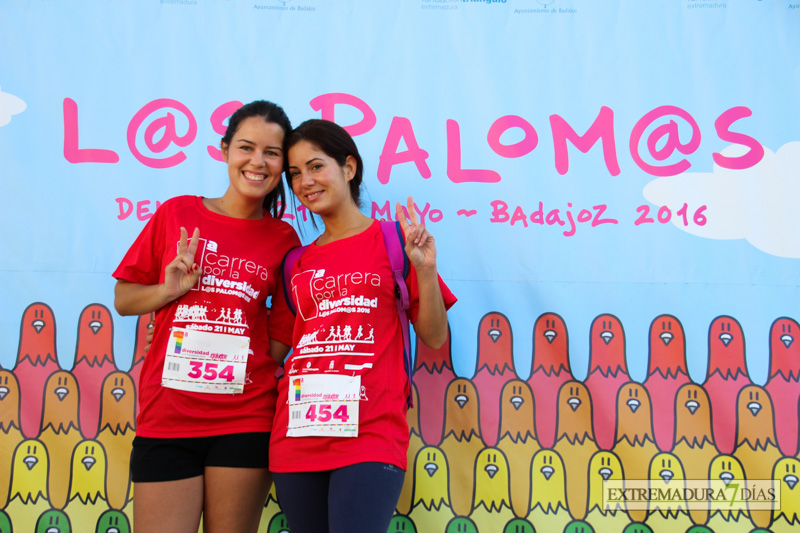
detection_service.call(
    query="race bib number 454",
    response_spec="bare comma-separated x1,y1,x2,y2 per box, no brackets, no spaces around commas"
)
162,327,249,394
287,374,360,437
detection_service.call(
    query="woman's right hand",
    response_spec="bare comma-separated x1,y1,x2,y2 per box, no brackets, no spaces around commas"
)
163,227,202,300
114,227,202,317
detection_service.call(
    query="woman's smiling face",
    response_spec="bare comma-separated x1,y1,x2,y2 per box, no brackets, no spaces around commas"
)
287,139,356,216
221,116,285,206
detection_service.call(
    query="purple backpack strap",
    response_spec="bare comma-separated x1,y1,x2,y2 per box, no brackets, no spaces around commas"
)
379,220,414,407
281,244,310,316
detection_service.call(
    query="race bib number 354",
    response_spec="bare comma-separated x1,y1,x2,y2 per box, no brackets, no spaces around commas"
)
162,327,249,394
287,374,360,437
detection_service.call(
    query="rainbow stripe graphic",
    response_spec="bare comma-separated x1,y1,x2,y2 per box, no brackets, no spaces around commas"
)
293,378,302,402
173,330,185,354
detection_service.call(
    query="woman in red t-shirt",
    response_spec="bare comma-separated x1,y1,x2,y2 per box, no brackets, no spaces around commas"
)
113,100,299,533
268,119,457,533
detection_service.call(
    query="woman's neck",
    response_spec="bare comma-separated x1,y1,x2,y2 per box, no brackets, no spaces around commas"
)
204,194,264,220
317,207,373,245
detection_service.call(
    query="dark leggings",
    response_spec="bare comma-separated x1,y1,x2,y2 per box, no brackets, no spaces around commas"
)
272,462,405,533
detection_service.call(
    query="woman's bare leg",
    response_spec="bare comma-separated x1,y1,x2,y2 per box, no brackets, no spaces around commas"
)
133,476,204,533
203,467,272,533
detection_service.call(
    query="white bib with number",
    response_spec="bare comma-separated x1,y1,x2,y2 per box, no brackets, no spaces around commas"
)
161,327,249,394
287,374,360,437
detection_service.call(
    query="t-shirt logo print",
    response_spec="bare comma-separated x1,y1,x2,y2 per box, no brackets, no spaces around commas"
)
290,269,322,320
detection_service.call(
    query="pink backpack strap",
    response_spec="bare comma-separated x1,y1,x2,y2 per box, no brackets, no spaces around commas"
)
379,220,414,407
280,244,310,316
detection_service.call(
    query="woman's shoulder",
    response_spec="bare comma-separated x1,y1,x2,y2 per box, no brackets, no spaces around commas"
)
162,195,199,208
149,195,200,215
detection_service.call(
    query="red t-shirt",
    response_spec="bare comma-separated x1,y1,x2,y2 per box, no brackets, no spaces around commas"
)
268,220,456,471
113,195,299,438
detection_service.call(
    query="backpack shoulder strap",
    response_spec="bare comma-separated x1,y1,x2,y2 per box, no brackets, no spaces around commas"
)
379,220,414,407
379,220,410,310
280,244,310,316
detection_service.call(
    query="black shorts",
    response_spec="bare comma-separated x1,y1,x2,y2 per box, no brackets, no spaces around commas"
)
131,432,270,483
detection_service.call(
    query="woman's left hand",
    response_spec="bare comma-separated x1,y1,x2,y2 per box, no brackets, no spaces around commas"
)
396,196,437,271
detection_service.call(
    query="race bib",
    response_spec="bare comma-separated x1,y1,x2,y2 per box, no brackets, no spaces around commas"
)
287,374,360,437
161,327,249,394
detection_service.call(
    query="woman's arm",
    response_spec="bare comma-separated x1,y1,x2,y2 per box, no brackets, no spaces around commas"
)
270,339,292,364
411,267,448,349
396,197,448,349
114,280,179,316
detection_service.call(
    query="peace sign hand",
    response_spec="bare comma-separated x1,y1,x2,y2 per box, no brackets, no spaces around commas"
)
163,227,202,300
396,196,437,271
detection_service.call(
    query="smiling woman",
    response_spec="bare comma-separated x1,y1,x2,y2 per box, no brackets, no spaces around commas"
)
267,119,457,533
111,101,300,533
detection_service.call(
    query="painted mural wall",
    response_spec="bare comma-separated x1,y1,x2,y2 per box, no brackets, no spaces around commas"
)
1,1,799,532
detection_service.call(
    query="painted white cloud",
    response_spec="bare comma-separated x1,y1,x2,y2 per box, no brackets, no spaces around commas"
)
0,87,27,126
642,142,800,258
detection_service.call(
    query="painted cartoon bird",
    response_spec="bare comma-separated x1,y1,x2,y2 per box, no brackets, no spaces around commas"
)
527,449,570,532
409,445,455,533
584,450,628,532
38,370,83,509
562,519,597,532
469,447,514,531
444,516,478,533
264,511,289,533
471,312,517,447
584,314,631,451
96,509,132,533
553,380,598,520
671,383,717,527
527,312,573,449
34,509,72,533
413,324,455,446
503,518,535,533
63,439,110,531
643,314,691,452
496,379,539,518
623,524,655,533
706,454,751,533
128,312,154,389
612,383,658,523
702,315,751,455
0,511,11,533
260,483,282,532
440,378,484,517
12,302,61,438
771,456,800,533
645,452,692,533
72,304,118,439
732,385,781,530
96,371,136,510
5,439,51,533
765,317,800,456
732,387,781,479
0,369,24,509
398,384,424,515
387,515,417,533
